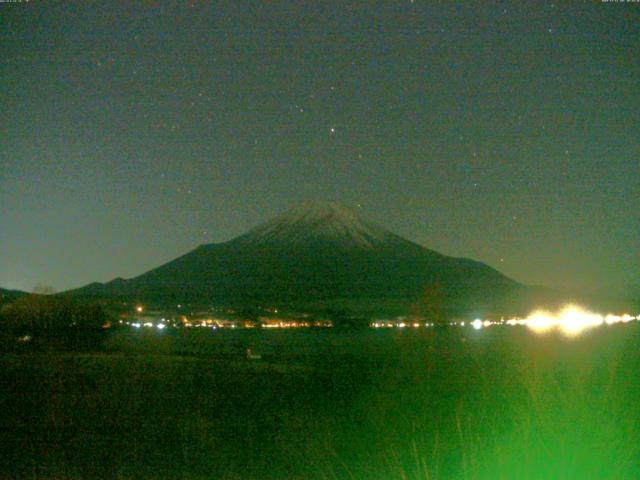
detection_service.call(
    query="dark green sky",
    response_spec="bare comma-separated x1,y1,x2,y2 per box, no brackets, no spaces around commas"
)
1,0,638,294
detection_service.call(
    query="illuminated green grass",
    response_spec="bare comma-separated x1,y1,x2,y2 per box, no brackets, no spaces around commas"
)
0,325,638,479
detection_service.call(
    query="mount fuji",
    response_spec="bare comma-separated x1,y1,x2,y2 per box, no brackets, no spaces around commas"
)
67,201,537,316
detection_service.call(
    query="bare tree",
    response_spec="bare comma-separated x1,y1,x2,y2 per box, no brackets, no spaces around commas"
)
32,284,56,295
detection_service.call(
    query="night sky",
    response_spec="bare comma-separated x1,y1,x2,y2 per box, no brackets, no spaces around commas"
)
1,1,638,294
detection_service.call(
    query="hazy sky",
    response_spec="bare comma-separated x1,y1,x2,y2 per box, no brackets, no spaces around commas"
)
1,1,638,294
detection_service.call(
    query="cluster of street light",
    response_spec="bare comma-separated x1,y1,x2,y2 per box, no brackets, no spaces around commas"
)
518,305,637,336
129,321,166,330
371,305,639,337
125,304,638,337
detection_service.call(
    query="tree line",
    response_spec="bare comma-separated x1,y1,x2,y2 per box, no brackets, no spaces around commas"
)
0,294,112,350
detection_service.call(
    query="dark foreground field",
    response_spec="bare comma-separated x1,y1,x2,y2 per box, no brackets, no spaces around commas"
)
1,325,639,479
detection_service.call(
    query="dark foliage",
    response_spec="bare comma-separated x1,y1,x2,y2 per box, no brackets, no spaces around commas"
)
0,295,111,351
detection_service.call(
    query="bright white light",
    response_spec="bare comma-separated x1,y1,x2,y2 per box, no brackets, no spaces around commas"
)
461,308,638,337
143,322,153,328
605,313,635,325
558,305,602,336
526,310,555,334
525,305,605,337
131,322,141,328
157,323,166,330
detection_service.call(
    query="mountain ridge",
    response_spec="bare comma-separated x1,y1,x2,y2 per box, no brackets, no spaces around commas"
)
64,201,546,316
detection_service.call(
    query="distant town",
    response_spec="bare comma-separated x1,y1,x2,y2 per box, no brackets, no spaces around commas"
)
120,304,334,330
119,303,640,336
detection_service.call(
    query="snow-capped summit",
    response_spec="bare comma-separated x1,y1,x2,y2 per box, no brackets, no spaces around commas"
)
233,200,399,248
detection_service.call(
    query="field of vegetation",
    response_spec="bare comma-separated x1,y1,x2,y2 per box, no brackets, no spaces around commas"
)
1,324,639,479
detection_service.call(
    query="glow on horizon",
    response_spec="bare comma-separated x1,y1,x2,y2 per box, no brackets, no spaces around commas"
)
524,305,636,337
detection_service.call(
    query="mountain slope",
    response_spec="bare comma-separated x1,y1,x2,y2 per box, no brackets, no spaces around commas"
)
0,288,29,306
67,201,535,316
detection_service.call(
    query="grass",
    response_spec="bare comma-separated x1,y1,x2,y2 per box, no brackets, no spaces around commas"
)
0,324,639,479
